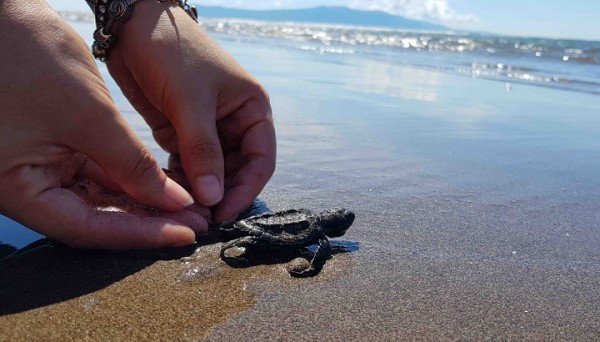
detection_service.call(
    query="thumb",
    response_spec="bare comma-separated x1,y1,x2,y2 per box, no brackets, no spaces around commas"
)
72,101,194,211
174,106,225,207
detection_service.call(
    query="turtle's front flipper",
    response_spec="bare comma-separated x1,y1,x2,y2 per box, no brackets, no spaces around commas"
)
220,236,259,263
289,237,332,278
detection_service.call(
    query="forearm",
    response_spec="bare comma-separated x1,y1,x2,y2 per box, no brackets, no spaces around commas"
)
1,0,51,24
0,0,70,53
0,0,96,98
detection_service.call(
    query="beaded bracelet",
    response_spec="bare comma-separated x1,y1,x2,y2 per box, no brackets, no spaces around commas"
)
84,0,198,61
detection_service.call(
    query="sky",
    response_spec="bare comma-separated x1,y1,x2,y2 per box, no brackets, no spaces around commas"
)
47,0,599,41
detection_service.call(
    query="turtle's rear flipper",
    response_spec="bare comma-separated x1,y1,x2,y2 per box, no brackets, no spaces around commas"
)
220,236,258,265
288,238,331,278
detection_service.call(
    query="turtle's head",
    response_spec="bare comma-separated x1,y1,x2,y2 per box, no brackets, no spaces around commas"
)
319,208,355,238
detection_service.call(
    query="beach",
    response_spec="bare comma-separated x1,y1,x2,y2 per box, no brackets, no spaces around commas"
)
1,19,600,340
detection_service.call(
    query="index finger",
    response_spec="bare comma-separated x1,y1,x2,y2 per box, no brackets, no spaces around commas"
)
215,112,276,223
25,187,199,250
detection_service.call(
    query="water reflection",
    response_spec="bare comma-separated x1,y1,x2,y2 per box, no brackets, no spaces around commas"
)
346,59,441,102
336,52,498,132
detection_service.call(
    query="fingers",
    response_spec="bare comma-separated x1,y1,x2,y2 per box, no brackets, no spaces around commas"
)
170,88,275,219
2,164,208,250
215,104,277,223
23,186,198,250
66,176,211,229
174,100,226,207
169,80,275,219
69,98,194,212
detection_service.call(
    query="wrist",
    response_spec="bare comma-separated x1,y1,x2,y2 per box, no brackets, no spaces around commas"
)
88,0,197,62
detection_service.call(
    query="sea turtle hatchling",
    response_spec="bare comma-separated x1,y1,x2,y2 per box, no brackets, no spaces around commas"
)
219,208,355,277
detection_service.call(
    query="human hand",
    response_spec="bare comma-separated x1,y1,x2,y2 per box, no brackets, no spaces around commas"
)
106,1,276,223
0,1,208,249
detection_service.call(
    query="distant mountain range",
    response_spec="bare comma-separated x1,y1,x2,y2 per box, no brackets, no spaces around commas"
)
195,6,448,31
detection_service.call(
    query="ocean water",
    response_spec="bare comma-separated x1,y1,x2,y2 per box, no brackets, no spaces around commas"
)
200,19,600,95
56,13,600,95
1,16,600,251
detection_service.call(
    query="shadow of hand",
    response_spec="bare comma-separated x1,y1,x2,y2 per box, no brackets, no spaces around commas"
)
0,239,196,316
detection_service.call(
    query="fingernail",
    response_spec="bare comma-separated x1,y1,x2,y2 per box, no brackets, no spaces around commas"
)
164,177,195,207
170,239,197,248
220,216,237,225
194,175,223,206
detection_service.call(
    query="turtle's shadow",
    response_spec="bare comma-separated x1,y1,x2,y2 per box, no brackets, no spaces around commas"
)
220,240,360,269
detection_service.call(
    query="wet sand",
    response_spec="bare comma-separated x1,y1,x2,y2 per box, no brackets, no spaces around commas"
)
0,241,255,341
2,24,600,340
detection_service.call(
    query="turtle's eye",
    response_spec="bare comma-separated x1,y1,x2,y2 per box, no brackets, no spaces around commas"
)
339,211,355,230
